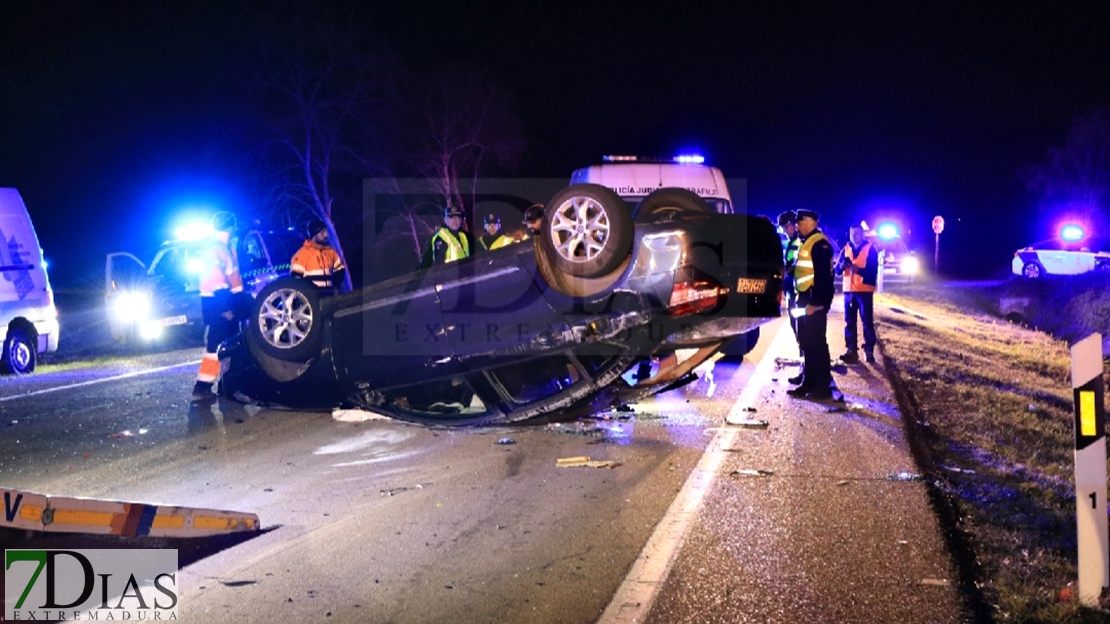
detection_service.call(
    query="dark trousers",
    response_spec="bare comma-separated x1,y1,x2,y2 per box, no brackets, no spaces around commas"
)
797,308,831,390
201,291,238,354
843,291,876,353
787,290,801,350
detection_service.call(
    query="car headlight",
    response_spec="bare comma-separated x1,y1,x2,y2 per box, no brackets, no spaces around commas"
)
902,256,920,275
113,291,152,323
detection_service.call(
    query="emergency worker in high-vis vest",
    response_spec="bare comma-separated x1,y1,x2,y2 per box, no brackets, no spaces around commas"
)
787,209,836,400
478,213,512,251
291,218,346,294
420,205,475,268
193,212,244,398
836,222,879,364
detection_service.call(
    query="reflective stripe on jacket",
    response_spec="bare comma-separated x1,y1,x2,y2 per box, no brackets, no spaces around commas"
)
480,233,513,251
433,227,470,263
794,232,830,292
291,240,345,288
842,242,877,293
198,237,243,297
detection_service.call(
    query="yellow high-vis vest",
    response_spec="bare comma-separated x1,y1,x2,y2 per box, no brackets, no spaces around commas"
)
794,232,830,292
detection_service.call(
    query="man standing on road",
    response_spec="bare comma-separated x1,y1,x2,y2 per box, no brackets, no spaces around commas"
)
193,212,244,399
837,222,879,363
787,209,836,400
420,205,474,268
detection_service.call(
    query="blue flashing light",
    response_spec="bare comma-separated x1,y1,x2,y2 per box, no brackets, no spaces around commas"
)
876,223,899,241
674,154,705,164
175,222,214,241
1060,224,1085,242
186,258,205,274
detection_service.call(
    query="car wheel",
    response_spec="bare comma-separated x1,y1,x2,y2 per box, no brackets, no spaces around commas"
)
1,327,36,375
1022,261,1044,279
245,277,322,362
1097,262,1110,274
634,188,714,222
540,184,634,278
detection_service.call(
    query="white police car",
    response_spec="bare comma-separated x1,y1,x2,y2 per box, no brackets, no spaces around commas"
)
1012,238,1110,278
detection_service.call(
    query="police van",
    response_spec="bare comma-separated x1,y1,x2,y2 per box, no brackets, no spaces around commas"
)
569,155,760,356
0,188,59,374
570,154,736,214
106,223,303,346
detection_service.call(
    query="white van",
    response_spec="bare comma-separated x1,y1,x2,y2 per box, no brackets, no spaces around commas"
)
0,188,59,373
570,155,735,213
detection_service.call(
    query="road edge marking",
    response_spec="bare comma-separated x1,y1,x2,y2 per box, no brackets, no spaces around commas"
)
0,360,200,403
598,320,792,623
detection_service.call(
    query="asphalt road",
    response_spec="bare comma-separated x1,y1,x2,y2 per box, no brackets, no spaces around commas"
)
0,337,762,623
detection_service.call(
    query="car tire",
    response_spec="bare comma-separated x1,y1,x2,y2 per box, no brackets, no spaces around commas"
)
540,184,633,278
1097,262,1110,274
634,188,714,222
1,326,36,375
1022,261,1044,279
245,277,322,362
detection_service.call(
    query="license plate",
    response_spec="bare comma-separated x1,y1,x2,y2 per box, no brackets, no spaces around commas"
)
735,278,766,294
158,315,188,327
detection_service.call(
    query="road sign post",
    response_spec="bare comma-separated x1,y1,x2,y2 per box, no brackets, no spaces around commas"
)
931,216,945,274
1071,333,1108,606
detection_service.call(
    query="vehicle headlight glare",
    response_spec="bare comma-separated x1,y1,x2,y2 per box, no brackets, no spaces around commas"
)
902,257,920,275
114,292,152,323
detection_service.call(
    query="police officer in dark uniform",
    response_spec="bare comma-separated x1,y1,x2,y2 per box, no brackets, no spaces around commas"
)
420,205,475,268
478,213,511,250
787,209,836,399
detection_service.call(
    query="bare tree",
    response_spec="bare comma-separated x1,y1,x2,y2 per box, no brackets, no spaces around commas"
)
407,65,526,225
1021,108,1110,228
241,10,399,290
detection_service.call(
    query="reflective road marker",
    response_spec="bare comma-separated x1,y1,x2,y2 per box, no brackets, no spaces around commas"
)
1071,334,1108,606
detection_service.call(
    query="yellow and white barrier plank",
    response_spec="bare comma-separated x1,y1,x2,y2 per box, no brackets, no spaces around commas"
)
1,487,259,538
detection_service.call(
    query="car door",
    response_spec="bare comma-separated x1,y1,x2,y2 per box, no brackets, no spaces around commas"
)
1036,241,1068,275
435,248,564,365
328,268,461,389
105,252,147,341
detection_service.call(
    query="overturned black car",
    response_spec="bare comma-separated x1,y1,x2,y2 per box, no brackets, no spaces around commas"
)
218,184,784,426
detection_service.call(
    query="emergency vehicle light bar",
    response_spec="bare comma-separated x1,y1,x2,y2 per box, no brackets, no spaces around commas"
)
602,154,706,165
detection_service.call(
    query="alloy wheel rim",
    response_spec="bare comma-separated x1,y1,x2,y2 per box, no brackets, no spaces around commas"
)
258,288,313,349
549,196,611,263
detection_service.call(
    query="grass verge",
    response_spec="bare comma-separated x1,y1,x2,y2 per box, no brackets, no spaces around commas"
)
878,283,1110,623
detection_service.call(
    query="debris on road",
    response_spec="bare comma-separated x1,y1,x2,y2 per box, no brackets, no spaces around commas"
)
920,578,951,587
496,437,516,445
108,430,135,438
556,456,620,468
774,357,802,369
726,417,769,428
730,469,774,477
333,408,391,423
887,471,924,482
380,483,432,497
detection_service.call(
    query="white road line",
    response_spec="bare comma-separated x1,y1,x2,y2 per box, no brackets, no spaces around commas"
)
598,321,792,623
0,360,200,403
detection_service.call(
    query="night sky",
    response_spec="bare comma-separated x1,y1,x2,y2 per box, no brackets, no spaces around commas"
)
3,1,1110,289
